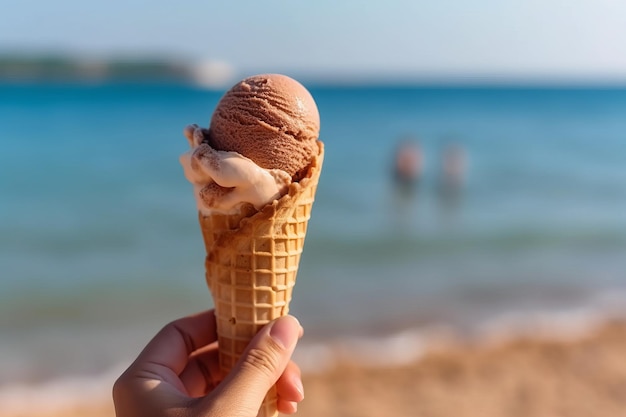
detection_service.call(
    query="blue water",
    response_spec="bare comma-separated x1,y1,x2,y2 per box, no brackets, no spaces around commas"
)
2,82,626,385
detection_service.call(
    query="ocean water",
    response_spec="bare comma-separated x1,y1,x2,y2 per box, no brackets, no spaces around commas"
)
2,82,626,400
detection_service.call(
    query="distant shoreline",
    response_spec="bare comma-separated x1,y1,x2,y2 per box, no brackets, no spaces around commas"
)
3,53,626,89
0,53,237,88
0,54,192,82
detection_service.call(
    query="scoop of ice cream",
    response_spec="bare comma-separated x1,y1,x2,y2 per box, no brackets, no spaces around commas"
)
180,125,291,214
180,74,320,215
208,74,320,180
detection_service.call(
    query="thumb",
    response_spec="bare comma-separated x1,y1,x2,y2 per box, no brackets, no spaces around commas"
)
205,315,302,415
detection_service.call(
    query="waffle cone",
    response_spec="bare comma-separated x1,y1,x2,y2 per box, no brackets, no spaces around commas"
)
198,142,323,417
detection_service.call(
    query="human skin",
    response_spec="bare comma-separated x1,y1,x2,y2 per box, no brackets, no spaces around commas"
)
113,310,304,417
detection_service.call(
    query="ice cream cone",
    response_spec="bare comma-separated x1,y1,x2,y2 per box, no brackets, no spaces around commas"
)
198,142,323,417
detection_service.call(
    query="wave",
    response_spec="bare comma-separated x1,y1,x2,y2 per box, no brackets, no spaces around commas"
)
294,288,626,373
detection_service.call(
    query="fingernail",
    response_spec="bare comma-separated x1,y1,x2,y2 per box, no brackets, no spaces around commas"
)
294,376,305,400
269,316,300,349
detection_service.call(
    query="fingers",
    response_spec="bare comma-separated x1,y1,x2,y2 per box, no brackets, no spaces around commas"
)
178,343,222,397
116,312,306,417
278,400,299,415
276,360,304,403
114,310,217,416
180,353,305,404
179,343,304,403
276,361,304,414
133,310,217,377
201,315,303,415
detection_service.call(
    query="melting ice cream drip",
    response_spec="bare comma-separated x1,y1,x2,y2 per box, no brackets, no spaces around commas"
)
180,125,291,215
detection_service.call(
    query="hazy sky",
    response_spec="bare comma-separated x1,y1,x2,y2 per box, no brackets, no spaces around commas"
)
2,0,626,81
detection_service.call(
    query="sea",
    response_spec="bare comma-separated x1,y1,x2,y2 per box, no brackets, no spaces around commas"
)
2,81,626,409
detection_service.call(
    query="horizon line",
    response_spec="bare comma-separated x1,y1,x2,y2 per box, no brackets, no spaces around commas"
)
2,51,626,89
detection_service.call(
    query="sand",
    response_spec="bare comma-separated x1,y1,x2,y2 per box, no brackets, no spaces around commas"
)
6,320,626,417
299,321,626,417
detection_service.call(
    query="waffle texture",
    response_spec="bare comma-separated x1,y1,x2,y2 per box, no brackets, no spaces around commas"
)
199,141,323,417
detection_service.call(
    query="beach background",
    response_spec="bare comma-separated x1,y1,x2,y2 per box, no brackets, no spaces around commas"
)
4,79,626,417
3,2,626,417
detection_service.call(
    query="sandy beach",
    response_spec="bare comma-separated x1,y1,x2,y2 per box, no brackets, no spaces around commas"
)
6,320,626,417
299,321,626,417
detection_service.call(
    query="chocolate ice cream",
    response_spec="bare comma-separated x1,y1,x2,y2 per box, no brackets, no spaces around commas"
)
208,73,320,180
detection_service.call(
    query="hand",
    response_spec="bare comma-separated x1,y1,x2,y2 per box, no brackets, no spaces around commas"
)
113,310,304,417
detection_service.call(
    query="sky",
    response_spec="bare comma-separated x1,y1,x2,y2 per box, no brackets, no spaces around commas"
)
2,0,626,82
